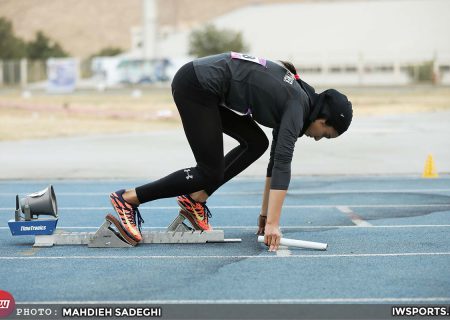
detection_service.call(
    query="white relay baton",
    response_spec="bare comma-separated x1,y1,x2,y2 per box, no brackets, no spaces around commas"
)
257,235,327,251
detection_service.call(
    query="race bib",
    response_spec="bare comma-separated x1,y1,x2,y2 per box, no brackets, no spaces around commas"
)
231,52,267,67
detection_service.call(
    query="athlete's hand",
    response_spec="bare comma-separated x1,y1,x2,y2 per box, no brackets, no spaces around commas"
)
264,223,282,252
256,214,267,235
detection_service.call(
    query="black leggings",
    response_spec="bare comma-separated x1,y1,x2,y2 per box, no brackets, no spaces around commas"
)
135,62,269,203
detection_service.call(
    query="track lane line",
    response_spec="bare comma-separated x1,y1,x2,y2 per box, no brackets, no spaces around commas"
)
336,206,372,227
2,204,450,211
2,224,450,230
2,188,450,196
1,252,450,260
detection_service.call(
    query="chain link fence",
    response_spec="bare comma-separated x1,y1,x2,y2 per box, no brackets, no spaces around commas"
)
0,58,92,87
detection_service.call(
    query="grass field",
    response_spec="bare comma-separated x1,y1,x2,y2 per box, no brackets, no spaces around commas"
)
1,85,450,141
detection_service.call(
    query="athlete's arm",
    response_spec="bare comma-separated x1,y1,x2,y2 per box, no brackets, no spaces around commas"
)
259,127,278,235
265,189,286,251
257,177,271,235
266,128,279,179
269,100,303,190
262,101,303,250
258,177,285,251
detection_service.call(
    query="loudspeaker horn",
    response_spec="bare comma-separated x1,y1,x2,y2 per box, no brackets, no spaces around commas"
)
18,185,58,221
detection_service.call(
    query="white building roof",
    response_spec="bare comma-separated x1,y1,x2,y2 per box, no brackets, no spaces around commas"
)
158,0,450,64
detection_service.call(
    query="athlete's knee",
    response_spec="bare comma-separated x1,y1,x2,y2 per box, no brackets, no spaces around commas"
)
259,134,270,155
248,133,269,158
211,170,225,185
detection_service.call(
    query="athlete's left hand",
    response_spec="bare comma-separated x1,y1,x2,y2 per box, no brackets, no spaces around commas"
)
264,223,281,252
256,214,267,235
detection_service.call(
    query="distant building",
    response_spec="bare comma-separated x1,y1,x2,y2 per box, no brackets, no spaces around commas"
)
149,0,450,86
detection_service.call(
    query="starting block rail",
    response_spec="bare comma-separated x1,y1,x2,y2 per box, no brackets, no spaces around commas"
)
33,211,241,248
10,185,326,251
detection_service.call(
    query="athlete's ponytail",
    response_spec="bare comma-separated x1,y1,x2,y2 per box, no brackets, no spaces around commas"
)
279,61,297,75
280,60,301,81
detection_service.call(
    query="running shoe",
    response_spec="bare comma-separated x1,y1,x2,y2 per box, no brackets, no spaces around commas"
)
109,189,144,242
176,194,212,231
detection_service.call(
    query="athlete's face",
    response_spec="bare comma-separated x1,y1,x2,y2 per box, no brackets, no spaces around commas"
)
305,119,339,141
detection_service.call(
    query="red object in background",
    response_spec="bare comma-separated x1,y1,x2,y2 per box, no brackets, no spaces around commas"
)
0,290,15,318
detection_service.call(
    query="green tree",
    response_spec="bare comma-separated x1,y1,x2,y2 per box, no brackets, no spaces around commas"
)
188,24,249,58
26,31,68,60
90,47,124,58
405,61,434,83
0,17,26,59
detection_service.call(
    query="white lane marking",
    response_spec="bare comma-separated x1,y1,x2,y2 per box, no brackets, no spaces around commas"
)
336,206,372,227
3,176,450,185
1,252,450,260
276,246,292,257
2,204,450,211
1,225,450,230
3,188,450,196
16,297,450,304
270,188,450,194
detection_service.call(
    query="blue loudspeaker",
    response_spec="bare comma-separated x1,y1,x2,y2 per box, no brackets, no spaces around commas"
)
8,185,59,236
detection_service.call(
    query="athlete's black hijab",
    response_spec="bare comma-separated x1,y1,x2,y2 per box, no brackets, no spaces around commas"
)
297,79,353,137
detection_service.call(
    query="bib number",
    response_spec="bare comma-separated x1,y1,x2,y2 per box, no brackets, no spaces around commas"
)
231,52,267,67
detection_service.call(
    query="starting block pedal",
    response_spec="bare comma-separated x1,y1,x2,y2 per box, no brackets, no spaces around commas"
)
34,210,241,247
89,214,137,247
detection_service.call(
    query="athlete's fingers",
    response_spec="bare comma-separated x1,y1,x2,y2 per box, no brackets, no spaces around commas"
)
264,234,271,247
274,235,281,251
268,235,274,251
269,234,281,252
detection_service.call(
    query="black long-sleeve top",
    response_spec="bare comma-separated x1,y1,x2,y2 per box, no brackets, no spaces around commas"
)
193,52,313,190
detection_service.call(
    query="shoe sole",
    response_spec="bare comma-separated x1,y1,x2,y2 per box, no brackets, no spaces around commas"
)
109,196,142,242
177,200,209,231
105,214,138,246
178,208,204,230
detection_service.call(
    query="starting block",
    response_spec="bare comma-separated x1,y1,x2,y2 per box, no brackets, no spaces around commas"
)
33,211,241,248
9,185,241,248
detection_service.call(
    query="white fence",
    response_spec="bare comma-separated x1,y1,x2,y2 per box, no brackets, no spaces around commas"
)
294,56,450,86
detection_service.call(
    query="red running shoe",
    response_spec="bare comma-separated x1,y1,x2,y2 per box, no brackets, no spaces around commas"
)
109,189,144,242
176,194,212,231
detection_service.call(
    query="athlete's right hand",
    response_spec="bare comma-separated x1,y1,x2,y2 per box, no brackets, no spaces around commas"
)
256,214,267,235
264,223,282,252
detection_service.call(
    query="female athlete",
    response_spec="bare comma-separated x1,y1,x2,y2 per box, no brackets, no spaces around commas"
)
109,52,353,251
